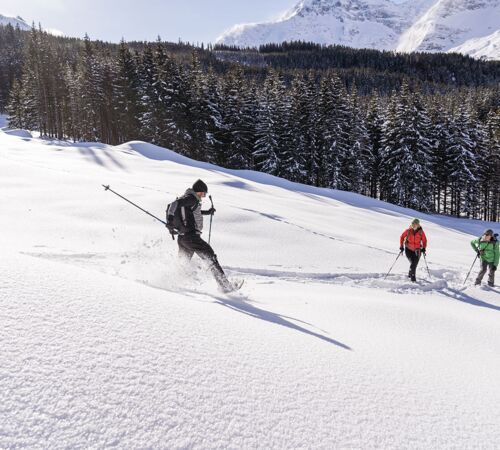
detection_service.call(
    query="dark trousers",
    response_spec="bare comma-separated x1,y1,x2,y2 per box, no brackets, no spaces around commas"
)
177,233,230,289
405,248,421,280
475,260,496,286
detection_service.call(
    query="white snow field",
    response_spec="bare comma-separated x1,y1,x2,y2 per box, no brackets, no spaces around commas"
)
1,123,499,449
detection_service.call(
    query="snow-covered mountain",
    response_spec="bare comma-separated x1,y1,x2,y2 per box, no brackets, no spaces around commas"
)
0,13,65,36
218,0,432,51
448,29,500,60
1,118,499,448
0,13,30,30
217,0,500,60
397,0,500,55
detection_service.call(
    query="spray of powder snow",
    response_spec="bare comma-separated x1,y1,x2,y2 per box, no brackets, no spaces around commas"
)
112,231,217,294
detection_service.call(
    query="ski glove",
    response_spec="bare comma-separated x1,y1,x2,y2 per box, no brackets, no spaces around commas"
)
203,207,216,215
399,246,404,253
493,265,497,271
421,248,426,255
477,250,482,258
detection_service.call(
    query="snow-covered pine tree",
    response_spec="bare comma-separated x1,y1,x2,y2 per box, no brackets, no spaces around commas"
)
447,105,479,217
463,99,490,220
0,23,24,113
6,79,28,129
273,73,293,179
364,93,384,198
287,71,316,183
380,82,433,211
482,109,500,221
183,51,208,160
220,66,256,169
79,34,104,142
428,98,452,215
151,40,180,149
345,87,369,194
253,70,288,177
319,72,351,190
137,43,158,144
63,64,81,141
113,40,141,143
203,68,225,165
8,27,43,133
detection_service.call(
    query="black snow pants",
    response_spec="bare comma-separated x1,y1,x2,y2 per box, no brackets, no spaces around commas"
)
405,248,421,281
177,233,230,290
475,260,496,286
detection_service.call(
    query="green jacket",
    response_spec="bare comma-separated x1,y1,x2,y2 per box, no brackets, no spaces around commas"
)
471,237,499,267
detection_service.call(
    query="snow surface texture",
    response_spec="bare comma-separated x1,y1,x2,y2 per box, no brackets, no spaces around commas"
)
217,0,500,60
1,127,500,448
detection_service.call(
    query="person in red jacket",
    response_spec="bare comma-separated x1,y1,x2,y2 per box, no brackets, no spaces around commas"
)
400,218,428,282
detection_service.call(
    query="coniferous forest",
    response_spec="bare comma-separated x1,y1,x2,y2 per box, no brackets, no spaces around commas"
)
1,25,499,221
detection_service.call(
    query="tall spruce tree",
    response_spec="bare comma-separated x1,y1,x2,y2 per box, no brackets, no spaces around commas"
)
253,70,288,177
447,105,479,217
380,82,433,211
319,72,350,189
365,93,384,198
114,40,141,143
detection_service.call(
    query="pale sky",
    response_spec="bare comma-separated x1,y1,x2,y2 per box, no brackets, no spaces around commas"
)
0,0,408,44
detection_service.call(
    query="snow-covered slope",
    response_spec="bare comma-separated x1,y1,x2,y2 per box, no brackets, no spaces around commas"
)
0,13,64,36
1,125,499,448
0,13,30,30
217,0,432,50
217,0,500,60
397,0,500,54
448,29,500,60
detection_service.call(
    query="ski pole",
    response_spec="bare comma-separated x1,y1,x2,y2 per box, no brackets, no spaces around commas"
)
384,251,403,280
102,185,166,226
422,253,431,279
463,254,478,286
208,195,214,245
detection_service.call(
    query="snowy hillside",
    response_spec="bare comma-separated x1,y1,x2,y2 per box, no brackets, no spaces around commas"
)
217,0,500,60
0,13,30,30
448,29,500,61
1,123,500,448
397,0,500,54
217,0,430,50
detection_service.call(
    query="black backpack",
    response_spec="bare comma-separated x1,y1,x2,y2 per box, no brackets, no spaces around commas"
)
166,198,183,236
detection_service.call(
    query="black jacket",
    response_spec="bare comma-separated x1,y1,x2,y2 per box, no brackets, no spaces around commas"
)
176,189,211,235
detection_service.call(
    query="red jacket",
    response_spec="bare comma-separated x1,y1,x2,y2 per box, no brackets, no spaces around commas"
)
400,227,427,251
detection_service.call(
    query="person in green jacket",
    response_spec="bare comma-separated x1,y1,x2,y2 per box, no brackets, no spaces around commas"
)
470,229,499,287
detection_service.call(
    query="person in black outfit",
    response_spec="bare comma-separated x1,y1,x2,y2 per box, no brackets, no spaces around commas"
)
173,179,233,292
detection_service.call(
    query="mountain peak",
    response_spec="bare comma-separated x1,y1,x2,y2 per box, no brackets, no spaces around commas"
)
396,0,500,53
217,0,421,51
0,13,30,30
217,0,500,60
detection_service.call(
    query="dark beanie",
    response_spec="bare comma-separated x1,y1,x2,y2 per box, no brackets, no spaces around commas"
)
192,179,208,193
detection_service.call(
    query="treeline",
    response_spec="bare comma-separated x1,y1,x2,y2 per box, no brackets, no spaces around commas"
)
215,41,500,93
0,23,24,111
4,26,500,221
